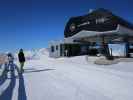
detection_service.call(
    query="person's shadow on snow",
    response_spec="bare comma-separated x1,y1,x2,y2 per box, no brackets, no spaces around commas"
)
0,64,8,86
18,72,27,100
0,62,16,100
0,62,27,100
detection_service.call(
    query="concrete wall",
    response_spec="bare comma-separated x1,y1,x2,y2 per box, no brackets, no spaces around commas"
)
49,41,62,58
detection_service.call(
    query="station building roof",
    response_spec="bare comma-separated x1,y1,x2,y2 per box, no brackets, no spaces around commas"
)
64,8,133,42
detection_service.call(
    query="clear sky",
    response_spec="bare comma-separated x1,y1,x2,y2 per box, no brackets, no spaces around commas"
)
0,0,133,52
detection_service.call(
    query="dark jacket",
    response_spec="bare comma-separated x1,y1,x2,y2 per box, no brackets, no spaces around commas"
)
18,52,25,62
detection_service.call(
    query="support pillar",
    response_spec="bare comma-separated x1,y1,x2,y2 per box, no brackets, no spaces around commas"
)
123,36,130,58
100,36,113,60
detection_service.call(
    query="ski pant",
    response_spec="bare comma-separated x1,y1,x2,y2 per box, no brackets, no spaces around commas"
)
20,62,25,71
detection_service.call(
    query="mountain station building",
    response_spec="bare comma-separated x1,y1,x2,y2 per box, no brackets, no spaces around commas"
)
49,8,133,59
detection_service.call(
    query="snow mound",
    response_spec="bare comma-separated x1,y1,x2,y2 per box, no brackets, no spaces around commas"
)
14,48,49,60
38,48,49,56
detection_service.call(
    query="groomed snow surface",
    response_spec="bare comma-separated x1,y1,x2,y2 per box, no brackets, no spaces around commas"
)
0,48,133,100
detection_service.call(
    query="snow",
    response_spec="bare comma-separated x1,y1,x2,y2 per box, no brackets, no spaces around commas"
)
14,48,49,60
0,48,133,100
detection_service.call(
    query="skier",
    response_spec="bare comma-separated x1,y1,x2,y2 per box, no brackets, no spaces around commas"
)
6,53,14,71
18,49,25,73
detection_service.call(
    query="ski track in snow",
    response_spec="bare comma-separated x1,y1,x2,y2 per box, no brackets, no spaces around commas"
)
0,54,133,100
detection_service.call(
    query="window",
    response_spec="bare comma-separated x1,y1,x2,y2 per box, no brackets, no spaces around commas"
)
56,45,58,50
51,46,54,52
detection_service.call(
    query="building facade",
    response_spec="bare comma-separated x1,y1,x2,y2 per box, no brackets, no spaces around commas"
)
49,8,133,58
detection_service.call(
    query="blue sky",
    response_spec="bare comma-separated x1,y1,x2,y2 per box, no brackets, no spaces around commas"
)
0,0,133,52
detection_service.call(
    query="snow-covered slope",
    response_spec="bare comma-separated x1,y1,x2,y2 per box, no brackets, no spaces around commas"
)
0,48,133,100
14,48,49,61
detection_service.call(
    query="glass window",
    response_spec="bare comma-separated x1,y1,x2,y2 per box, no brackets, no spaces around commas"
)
51,46,54,52
56,45,58,50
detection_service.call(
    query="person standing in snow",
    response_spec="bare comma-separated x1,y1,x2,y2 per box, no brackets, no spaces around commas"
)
6,53,14,71
18,49,25,73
